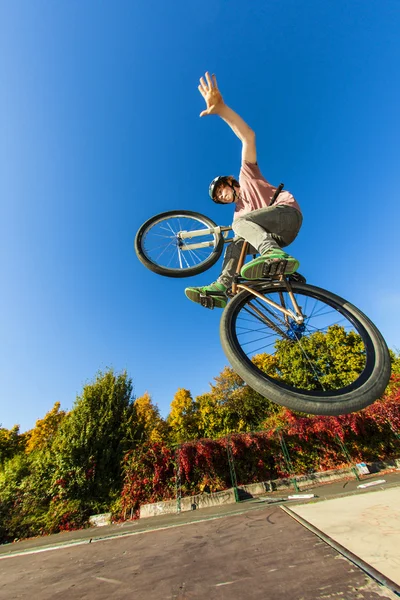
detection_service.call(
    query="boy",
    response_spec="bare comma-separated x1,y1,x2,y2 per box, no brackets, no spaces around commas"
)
185,72,302,309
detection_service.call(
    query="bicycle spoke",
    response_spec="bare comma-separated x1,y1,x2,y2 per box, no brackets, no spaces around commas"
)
231,286,368,393
237,324,276,335
248,341,279,354
304,317,350,333
179,248,191,269
140,214,222,271
154,239,177,262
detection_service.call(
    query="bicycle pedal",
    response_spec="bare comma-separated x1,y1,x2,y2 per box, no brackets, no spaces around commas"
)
199,294,215,310
262,260,288,278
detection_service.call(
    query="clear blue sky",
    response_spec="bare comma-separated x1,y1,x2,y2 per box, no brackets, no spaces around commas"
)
1,0,399,432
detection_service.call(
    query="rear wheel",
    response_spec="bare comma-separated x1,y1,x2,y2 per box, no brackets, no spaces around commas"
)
220,282,391,415
135,210,224,278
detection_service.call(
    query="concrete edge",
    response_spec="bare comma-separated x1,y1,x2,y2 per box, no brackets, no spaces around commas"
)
281,504,400,597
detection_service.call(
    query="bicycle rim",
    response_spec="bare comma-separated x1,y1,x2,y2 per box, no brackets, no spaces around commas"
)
138,213,222,275
220,282,390,414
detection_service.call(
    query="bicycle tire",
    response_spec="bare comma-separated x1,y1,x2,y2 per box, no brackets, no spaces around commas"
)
135,210,225,278
220,281,391,415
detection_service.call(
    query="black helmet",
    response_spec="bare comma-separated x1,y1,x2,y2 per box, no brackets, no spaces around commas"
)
209,176,239,203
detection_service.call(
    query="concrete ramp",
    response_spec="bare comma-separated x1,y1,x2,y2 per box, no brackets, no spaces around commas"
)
289,487,400,588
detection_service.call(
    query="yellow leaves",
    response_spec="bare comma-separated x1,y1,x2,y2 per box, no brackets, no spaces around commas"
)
0,425,23,465
252,353,279,377
211,366,243,399
196,393,225,439
134,392,160,426
134,392,167,444
148,423,167,444
167,389,196,444
25,402,66,454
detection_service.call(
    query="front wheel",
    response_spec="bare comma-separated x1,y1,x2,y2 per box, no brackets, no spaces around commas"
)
135,210,225,278
220,282,391,415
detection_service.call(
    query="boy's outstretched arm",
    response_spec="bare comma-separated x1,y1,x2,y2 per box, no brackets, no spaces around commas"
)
198,72,257,164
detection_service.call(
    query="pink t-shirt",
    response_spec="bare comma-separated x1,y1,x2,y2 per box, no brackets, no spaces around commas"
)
234,161,301,220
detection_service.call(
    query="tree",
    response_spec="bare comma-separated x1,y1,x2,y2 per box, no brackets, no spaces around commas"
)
196,366,278,438
167,388,197,444
25,402,67,454
0,425,24,466
133,392,168,443
52,369,137,511
195,392,226,439
274,325,366,390
0,452,31,542
389,350,400,375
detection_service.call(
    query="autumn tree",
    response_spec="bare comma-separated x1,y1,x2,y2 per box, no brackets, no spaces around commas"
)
133,392,168,443
195,392,226,439
167,388,197,444
196,366,277,438
0,425,24,466
25,402,67,454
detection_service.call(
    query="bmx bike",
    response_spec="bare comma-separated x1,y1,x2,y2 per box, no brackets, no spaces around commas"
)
135,210,391,416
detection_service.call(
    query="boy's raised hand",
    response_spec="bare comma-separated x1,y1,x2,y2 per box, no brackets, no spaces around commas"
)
198,72,225,117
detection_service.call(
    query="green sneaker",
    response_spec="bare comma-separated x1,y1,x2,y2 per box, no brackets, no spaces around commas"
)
240,249,300,280
185,282,227,309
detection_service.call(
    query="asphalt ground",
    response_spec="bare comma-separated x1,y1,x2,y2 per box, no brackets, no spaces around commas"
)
0,471,399,599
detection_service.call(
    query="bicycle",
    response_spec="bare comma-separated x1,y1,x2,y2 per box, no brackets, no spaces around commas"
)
135,209,391,416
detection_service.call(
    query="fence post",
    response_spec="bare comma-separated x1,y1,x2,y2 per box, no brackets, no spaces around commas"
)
334,434,360,481
226,435,239,502
276,430,300,493
175,446,182,514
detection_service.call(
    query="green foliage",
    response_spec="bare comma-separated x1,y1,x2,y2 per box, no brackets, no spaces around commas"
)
52,369,137,511
196,366,278,438
390,350,400,375
0,447,74,542
274,325,366,390
0,452,31,542
0,425,25,466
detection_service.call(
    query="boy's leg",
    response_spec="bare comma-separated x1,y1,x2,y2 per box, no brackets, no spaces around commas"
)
233,205,302,253
234,206,302,278
184,238,254,309
217,237,255,288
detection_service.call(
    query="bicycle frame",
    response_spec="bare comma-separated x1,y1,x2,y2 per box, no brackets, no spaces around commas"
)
178,224,304,324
